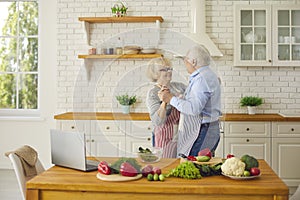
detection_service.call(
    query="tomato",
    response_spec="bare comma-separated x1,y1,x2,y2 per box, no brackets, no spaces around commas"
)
152,167,162,175
226,154,235,159
250,167,260,176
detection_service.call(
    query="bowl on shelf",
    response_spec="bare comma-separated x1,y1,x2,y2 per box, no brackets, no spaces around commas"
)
137,147,162,163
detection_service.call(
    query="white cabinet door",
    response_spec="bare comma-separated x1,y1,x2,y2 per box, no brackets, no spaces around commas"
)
272,122,300,137
234,5,272,66
224,122,271,137
88,135,126,157
224,137,271,165
126,121,153,157
90,120,126,157
272,6,300,66
56,120,90,133
272,138,300,187
214,133,224,158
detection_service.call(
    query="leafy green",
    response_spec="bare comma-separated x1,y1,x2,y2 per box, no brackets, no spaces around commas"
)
166,161,202,179
116,94,137,106
193,163,222,177
240,96,263,107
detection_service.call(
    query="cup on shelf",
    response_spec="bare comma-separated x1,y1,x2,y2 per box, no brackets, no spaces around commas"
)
279,36,284,43
284,36,290,43
291,36,296,44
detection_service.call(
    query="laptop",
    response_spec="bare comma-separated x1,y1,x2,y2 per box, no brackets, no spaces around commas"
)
50,129,98,172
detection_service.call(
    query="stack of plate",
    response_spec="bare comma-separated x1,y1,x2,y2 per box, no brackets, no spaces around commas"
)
141,47,156,54
123,46,141,55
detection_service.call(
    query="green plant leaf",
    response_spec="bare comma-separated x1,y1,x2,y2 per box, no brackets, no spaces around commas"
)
240,96,263,107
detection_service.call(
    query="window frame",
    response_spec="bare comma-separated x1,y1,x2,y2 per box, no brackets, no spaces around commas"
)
0,0,40,117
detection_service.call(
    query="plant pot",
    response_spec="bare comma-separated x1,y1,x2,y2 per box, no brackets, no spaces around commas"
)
121,105,130,114
247,106,256,115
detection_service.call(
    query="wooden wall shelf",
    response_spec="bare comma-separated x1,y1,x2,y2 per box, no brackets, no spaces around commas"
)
78,54,163,59
79,16,163,23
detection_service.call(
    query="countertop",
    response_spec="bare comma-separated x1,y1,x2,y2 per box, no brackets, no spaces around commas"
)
26,158,288,200
54,112,300,122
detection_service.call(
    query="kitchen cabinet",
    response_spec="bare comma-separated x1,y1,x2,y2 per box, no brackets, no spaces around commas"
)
272,122,300,190
56,119,152,157
125,121,153,157
223,122,271,165
273,6,300,66
89,120,126,157
234,4,300,66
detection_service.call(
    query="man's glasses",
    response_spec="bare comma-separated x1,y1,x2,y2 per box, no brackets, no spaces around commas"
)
159,67,173,72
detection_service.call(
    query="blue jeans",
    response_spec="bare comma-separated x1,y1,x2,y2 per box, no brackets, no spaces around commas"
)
189,121,220,156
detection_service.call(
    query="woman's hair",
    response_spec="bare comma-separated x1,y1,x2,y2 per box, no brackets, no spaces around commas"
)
146,57,172,82
186,44,211,67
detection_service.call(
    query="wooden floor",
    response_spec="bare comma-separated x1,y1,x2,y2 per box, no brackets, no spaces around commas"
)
0,169,22,200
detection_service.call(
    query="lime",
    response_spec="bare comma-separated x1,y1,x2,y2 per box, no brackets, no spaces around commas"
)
153,173,159,181
243,170,251,177
147,173,153,181
159,174,165,181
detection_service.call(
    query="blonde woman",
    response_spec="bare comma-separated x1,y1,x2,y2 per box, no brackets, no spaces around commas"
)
146,57,186,158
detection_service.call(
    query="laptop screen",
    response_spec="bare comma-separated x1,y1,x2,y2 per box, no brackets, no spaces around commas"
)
50,129,89,171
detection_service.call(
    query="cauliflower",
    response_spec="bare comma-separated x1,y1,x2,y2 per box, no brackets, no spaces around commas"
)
221,157,245,176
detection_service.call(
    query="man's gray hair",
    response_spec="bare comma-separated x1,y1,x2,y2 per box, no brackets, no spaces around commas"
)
186,45,211,67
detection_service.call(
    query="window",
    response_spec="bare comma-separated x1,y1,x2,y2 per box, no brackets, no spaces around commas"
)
0,0,39,116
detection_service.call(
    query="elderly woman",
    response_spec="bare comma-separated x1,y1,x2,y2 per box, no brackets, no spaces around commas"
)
159,45,222,157
146,57,186,158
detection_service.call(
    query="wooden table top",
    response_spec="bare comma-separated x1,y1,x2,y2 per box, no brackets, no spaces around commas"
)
26,158,288,197
54,112,300,122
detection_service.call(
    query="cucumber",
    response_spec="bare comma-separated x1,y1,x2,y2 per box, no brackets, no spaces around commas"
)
196,155,211,162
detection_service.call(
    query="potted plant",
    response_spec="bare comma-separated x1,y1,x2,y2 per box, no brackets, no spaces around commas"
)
116,94,136,114
240,96,263,115
111,2,128,17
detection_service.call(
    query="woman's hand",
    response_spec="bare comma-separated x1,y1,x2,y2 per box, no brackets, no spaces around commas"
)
158,85,169,101
160,90,173,104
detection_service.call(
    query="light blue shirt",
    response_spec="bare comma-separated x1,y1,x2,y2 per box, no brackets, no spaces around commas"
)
170,66,221,124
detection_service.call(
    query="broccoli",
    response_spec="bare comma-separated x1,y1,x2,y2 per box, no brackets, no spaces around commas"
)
241,154,259,171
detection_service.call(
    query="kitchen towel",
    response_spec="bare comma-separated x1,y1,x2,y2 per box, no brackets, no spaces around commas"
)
5,145,38,177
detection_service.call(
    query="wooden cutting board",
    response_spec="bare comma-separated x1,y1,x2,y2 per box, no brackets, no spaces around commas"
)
96,173,143,182
180,157,223,165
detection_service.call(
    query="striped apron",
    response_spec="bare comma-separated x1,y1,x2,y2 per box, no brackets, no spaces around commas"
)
154,108,180,158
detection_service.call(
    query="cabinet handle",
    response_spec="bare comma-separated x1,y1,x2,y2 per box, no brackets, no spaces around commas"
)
147,138,151,141
268,59,272,63
246,139,250,142
148,127,151,130
106,126,110,130
91,139,95,142
246,128,250,131
291,128,294,132
86,139,90,142
71,126,75,129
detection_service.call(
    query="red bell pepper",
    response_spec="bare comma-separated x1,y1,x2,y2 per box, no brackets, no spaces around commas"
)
98,161,111,175
187,156,197,161
120,162,138,177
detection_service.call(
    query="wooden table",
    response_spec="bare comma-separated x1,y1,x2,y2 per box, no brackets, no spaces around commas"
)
26,158,288,200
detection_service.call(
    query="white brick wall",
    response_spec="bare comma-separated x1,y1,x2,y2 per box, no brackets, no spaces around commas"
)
57,0,300,115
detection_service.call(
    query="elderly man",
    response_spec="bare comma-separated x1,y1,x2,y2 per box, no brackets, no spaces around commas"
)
159,45,221,157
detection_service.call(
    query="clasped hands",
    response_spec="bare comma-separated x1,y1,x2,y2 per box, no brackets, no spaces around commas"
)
158,85,173,104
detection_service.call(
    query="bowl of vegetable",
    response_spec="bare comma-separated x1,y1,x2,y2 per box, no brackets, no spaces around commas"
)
137,147,163,163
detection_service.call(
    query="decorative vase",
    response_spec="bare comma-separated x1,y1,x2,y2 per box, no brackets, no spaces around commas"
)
247,106,256,115
121,105,130,114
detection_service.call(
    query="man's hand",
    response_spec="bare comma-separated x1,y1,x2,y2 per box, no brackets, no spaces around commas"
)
159,89,173,104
